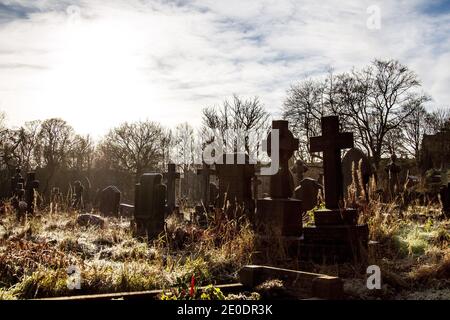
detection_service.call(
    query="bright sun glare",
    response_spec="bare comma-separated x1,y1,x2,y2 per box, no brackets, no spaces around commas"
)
38,14,160,137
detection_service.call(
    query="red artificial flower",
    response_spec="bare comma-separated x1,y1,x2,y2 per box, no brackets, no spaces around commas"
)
189,274,195,297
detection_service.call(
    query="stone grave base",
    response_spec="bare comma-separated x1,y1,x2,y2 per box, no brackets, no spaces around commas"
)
256,198,302,237
299,224,369,264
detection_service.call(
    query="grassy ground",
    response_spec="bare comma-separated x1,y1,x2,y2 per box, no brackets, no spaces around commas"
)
0,199,448,300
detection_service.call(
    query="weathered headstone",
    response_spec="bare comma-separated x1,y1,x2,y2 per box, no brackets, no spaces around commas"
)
300,116,369,264
293,178,323,213
385,153,401,199
99,186,121,216
133,173,167,239
341,148,372,201
72,181,84,210
24,172,39,214
215,153,256,215
256,120,302,237
164,163,180,214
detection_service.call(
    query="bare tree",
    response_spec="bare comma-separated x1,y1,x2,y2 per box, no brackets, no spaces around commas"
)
401,103,435,161
427,107,450,134
39,118,75,194
68,134,95,172
98,120,163,178
282,79,324,161
201,94,270,157
336,59,429,170
8,120,42,171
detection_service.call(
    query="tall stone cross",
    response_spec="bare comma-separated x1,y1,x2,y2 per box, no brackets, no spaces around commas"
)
309,116,353,209
267,120,299,198
164,163,180,213
196,163,216,207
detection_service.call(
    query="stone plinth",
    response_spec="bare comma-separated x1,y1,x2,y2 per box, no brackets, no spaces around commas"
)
299,224,369,264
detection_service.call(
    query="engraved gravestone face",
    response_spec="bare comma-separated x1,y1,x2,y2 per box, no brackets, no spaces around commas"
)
164,163,180,214
215,153,255,212
99,186,121,216
342,148,372,200
294,178,323,212
309,116,353,209
134,173,167,238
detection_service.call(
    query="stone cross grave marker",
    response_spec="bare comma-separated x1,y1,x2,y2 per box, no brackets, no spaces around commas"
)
267,120,299,198
256,120,302,237
164,163,180,214
309,116,353,209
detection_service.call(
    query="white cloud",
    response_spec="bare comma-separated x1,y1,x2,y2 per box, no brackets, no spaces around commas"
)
0,0,448,138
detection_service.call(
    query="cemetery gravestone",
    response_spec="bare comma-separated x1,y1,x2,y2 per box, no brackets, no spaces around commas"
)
164,163,180,214
300,116,369,263
309,116,353,209
341,148,372,201
133,173,167,239
256,120,302,237
294,178,323,213
99,186,121,216
215,153,256,215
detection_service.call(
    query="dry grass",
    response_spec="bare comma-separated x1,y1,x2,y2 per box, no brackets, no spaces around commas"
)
0,192,449,300
0,203,254,299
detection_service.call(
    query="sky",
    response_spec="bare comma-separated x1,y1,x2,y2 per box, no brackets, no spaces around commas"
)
0,0,449,138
